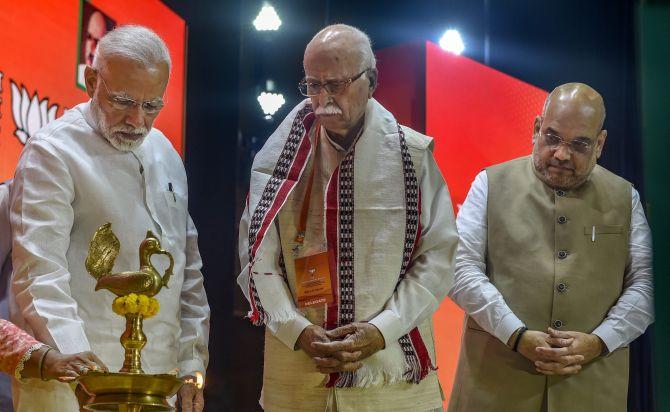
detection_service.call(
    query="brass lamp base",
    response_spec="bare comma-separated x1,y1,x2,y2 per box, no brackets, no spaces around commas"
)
77,371,183,412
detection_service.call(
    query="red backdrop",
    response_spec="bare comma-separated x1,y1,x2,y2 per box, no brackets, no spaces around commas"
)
377,41,547,406
0,0,186,182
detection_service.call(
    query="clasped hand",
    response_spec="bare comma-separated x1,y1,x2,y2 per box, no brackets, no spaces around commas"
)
515,327,604,376
297,323,385,374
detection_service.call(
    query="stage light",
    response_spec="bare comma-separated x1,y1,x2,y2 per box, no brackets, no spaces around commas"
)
253,5,282,31
439,29,465,55
257,91,285,116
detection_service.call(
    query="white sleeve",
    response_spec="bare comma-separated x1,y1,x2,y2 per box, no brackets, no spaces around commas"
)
448,171,524,344
369,151,459,345
10,138,91,354
178,214,211,378
592,188,654,352
237,201,311,350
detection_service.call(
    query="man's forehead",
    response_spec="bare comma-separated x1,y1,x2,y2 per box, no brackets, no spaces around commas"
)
88,12,106,35
101,57,169,96
543,111,600,137
304,48,360,77
103,56,166,78
545,101,599,125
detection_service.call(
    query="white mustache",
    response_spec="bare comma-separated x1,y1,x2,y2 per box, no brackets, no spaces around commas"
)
111,126,148,138
315,104,342,116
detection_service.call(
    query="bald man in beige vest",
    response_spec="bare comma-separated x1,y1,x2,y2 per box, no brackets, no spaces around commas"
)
448,83,653,412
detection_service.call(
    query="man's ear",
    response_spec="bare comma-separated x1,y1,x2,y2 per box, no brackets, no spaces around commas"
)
367,69,378,96
595,129,607,159
532,115,543,144
84,66,98,98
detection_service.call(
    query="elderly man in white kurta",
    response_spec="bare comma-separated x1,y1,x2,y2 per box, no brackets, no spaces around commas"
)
238,24,458,412
10,26,209,412
448,83,653,412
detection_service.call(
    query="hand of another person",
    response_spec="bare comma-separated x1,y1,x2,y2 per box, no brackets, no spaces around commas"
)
533,328,603,375
41,350,108,382
177,375,204,412
310,322,385,374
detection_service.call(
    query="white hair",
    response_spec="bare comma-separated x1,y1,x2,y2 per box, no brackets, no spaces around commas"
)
309,24,377,71
347,26,377,70
93,25,172,71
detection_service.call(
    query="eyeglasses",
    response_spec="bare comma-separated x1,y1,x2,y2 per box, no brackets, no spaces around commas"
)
540,130,593,155
299,69,369,97
96,71,165,115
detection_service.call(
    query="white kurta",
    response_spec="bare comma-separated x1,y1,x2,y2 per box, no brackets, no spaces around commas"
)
9,102,210,411
449,170,654,350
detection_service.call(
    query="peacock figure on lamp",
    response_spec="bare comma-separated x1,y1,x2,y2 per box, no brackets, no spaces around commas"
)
86,222,174,374
77,222,183,412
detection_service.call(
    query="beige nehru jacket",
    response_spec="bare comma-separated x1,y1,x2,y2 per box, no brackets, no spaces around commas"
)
449,156,632,412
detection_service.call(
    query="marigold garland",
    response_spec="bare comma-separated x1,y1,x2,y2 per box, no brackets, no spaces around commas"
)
112,293,160,318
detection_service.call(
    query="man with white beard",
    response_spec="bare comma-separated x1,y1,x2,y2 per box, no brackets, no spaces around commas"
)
10,25,209,412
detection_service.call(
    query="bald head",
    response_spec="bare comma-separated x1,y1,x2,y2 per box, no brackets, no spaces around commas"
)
304,24,376,72
543,83,606,131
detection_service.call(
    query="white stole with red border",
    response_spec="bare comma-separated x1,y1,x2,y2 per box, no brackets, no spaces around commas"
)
244,99,435,387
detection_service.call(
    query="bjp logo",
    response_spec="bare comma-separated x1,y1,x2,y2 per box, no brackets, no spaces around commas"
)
9,81,60,145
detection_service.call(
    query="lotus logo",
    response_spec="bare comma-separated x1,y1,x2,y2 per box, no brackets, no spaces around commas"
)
10,80,59,145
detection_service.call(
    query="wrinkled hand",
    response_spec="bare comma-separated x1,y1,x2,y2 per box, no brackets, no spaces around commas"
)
533,328,603,376
43,350,108,382
177,376,204,412
297,324,332,358
310,322,385,374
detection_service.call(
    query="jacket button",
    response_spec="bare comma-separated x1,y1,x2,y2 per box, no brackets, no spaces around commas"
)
553,320,564,329
557,216,568,224
557,250,569,259
555,189,567,197
556,283,568,293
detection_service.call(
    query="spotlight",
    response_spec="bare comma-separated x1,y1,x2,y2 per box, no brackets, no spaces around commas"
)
253,5,282,31
439,29,465,55
257,91,286,116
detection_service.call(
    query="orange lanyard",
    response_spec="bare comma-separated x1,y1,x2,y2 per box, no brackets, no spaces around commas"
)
295,124,321,244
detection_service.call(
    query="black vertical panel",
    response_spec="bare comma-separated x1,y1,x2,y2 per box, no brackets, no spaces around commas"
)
486,0,643,188
161,0,242,410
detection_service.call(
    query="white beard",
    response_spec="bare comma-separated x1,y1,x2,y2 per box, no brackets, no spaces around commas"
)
91,100,149,152
106,132,147,152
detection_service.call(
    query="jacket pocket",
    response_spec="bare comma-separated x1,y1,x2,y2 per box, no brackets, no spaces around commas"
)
583,225,623,235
